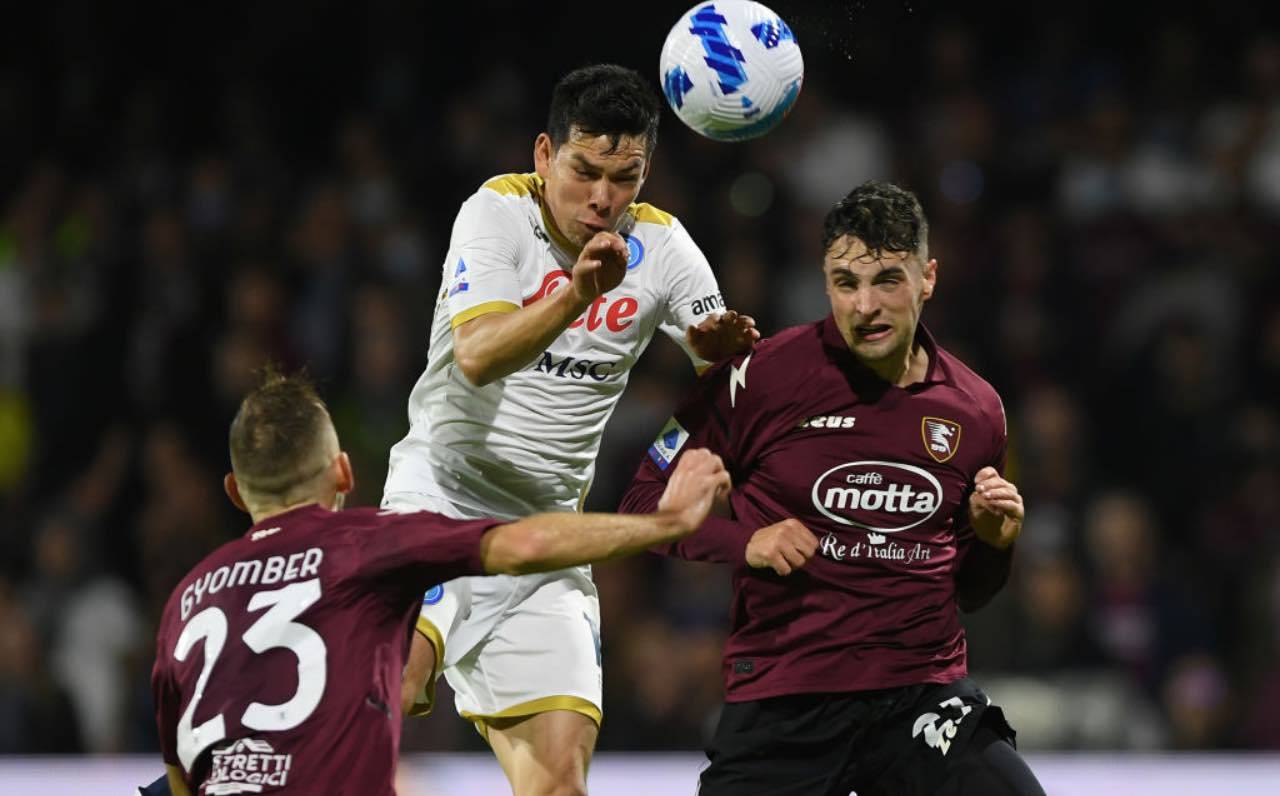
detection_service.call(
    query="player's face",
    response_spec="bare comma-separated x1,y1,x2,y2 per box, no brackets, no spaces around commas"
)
824,235,937,366
535,129,650,249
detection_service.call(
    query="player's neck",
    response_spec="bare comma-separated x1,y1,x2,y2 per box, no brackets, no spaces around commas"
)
863,341,929,388
249,496,334,525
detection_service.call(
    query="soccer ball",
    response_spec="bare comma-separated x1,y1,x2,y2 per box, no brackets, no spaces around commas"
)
659,0,804,142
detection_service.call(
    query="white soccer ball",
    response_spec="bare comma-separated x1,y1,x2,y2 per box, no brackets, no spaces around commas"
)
659,0,804,142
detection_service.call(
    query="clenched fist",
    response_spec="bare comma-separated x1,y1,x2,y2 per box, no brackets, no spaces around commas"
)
571,231,629,304
745,519,818,576
968,466,1024,549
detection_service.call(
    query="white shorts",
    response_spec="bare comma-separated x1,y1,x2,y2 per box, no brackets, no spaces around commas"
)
382,491,603,732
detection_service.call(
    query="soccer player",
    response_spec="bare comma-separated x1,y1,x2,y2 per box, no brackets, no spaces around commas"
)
620,181,1047,795
150,370,731,796
382,64,756,793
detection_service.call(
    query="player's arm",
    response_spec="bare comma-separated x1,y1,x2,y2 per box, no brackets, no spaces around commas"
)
657,220,758,370
619,357,817,571
454,231,629,386
957,456,1022,612
480,448,730,573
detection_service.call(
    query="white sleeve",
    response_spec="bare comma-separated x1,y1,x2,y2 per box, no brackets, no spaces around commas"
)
658,218,725,367
441,190,525,328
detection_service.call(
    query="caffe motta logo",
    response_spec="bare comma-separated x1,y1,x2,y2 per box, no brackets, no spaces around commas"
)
922,417,962,463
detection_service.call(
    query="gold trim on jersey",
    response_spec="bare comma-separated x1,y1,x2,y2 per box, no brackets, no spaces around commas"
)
482,173,539,197
407,616,447,717
538,196,580,255
629,202,673,227
450,300,520,329
576,475,594,512
462,695,603,742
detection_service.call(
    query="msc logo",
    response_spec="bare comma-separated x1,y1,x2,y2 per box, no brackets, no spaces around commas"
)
533,352,616,381
810,461,943,533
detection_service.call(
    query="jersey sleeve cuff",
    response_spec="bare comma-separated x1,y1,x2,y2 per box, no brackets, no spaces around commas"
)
450,300,520,329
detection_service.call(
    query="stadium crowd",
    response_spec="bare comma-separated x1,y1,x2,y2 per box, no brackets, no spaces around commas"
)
1,0,1278,756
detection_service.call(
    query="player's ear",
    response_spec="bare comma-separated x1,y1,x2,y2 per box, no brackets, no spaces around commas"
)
334,451,355,497
921,258,938,301
224,473,249,514
534,133,554,179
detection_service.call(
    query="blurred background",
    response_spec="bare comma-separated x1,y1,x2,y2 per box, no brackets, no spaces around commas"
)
1,0,1278,762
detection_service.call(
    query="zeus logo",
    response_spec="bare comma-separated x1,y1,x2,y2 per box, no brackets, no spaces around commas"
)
534,352,615,381
729,354,751,408
799,416,856,429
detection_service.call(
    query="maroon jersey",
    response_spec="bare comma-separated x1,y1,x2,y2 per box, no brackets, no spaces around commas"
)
620,316,1009,702
151,504,500,795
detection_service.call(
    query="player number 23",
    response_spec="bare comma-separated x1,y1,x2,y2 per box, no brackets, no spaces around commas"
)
172,578,327,769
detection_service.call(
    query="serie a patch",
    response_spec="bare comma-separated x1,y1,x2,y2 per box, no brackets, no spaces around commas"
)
647,417,690,471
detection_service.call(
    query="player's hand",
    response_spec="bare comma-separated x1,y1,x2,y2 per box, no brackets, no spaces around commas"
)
571,231,629,304
658,448,732,534
968,466,1023,549
687,310,760,362
745,519,818,575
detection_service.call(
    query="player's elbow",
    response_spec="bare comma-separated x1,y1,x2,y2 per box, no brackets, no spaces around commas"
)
455,354,496,387
486,527,554,575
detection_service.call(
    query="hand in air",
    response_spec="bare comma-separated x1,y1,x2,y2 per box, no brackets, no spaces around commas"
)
687,310,760,362
571,231,629,303
658,448,733,534
968,466,1024,549
745,519,818,576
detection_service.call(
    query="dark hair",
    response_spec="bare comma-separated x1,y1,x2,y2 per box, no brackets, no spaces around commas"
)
822,181,929,260
547,64,661,156
228,366,334,497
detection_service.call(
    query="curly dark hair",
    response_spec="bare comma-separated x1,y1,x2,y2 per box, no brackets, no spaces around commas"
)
228,365,334,497
822,180,929,260
547,64,661,156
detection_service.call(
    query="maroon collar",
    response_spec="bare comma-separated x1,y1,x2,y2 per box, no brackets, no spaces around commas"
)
820,315,950,389
242,504,321,539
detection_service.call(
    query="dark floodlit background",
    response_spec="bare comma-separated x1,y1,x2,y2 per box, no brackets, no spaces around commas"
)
2,0,1278,757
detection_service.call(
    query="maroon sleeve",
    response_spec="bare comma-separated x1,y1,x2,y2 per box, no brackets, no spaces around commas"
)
618,356,760,563
350,508,503,588
955,395,1014,612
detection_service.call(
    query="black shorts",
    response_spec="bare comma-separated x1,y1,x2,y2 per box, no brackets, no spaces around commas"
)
698,677,1028,796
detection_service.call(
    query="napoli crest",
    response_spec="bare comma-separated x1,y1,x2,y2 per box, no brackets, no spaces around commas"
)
922,417,962,464
423,584,444,605
626,235,645,269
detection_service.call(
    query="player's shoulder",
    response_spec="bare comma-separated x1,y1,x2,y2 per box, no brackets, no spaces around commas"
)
627,201,690,252
749,319,828,371
460,173,538,218
628,201,676,229
703,319,827,405
478,172,541,201
935,345,1007,431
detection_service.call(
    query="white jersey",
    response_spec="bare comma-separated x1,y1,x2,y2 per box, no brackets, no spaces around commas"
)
384,173,724,520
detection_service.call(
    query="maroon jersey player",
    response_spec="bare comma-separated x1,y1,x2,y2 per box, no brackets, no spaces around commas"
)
621,182,1045,796
151,370,729,796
